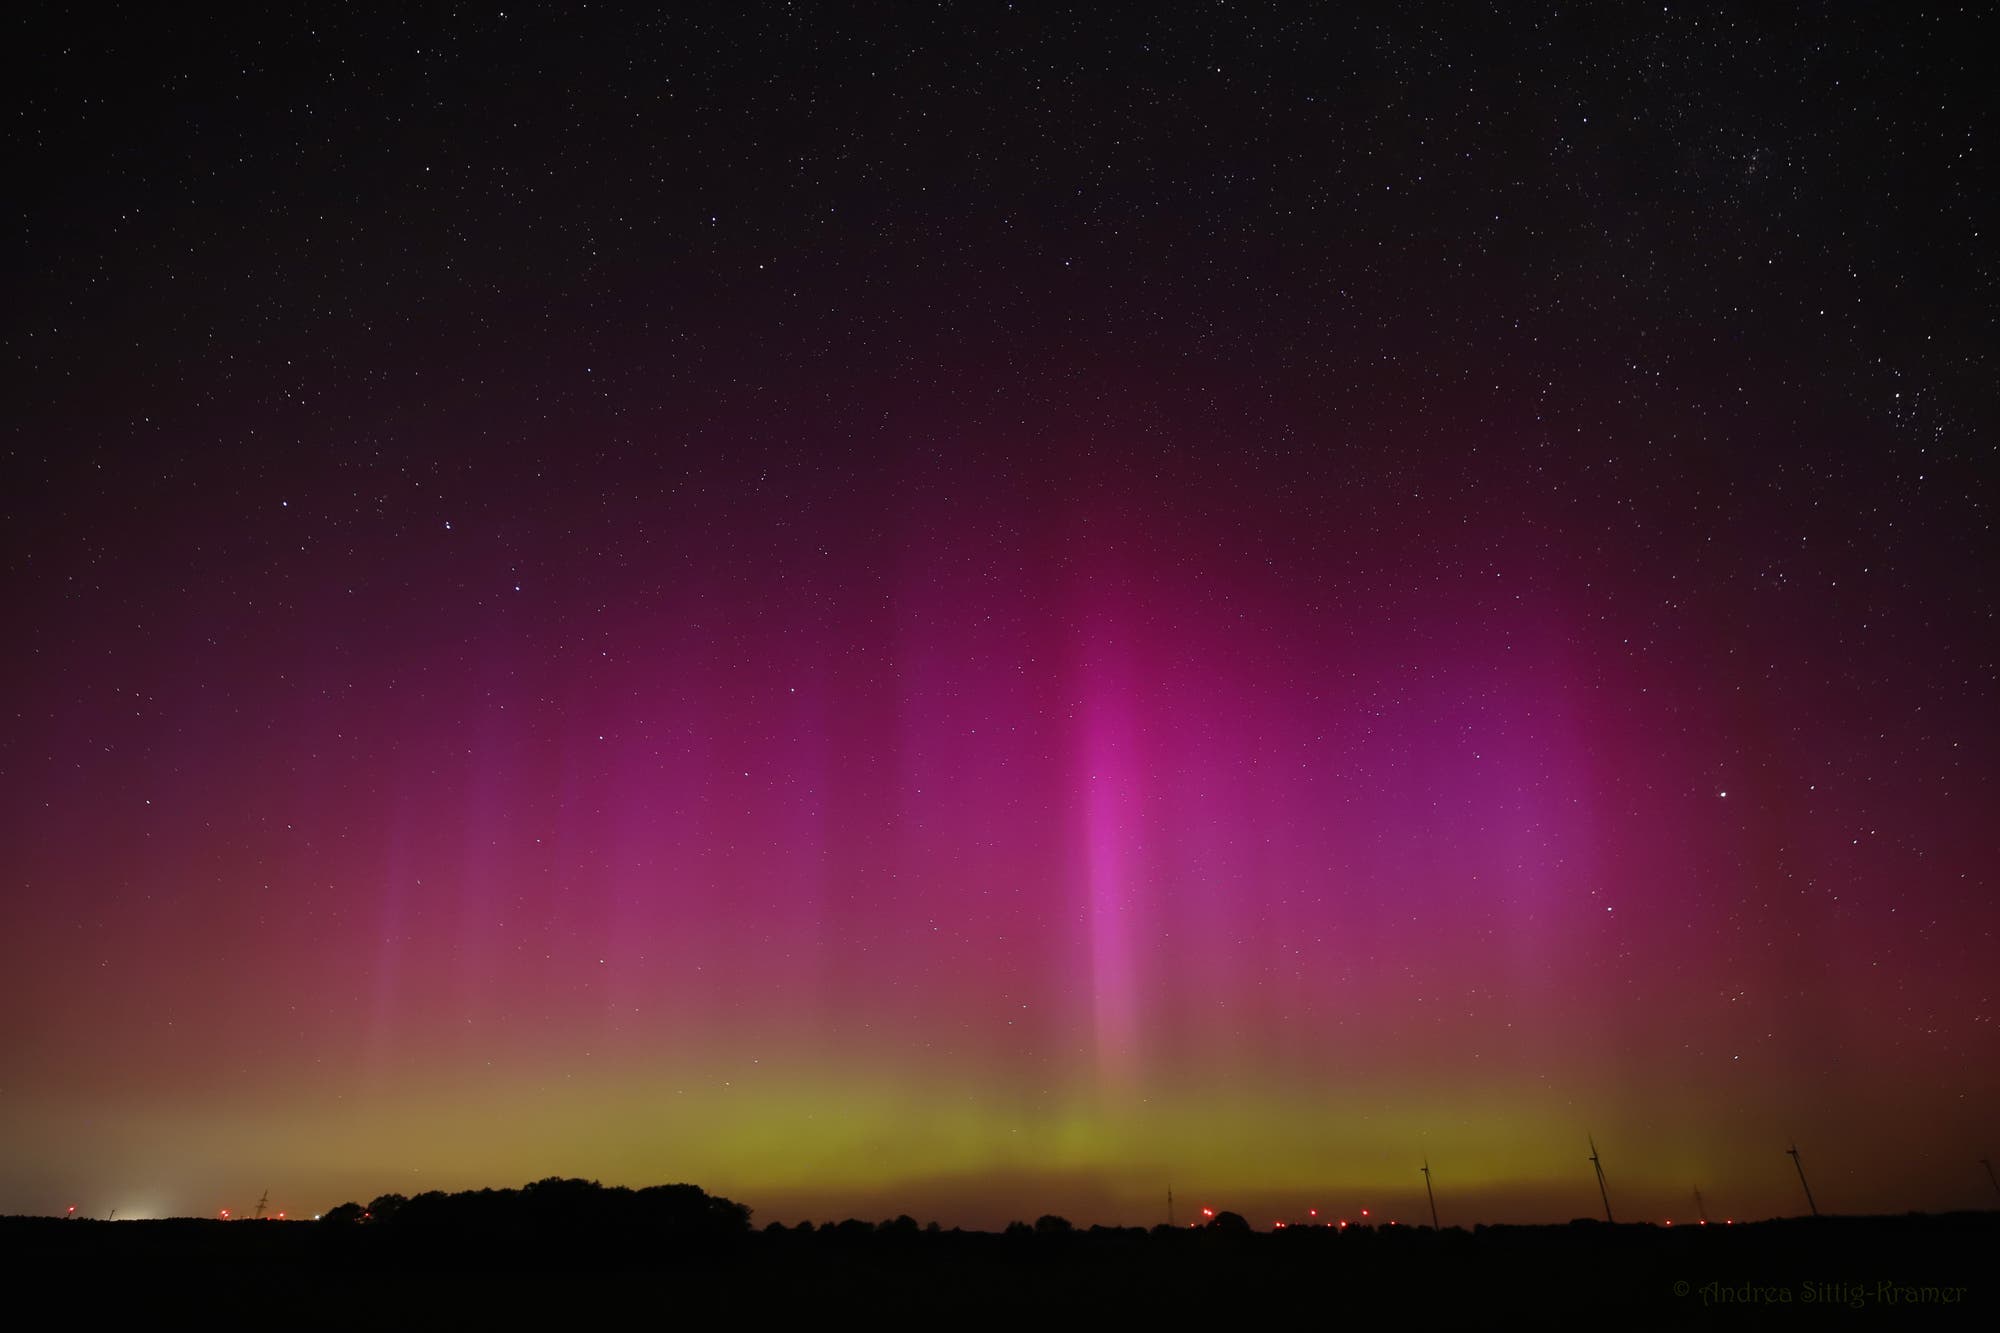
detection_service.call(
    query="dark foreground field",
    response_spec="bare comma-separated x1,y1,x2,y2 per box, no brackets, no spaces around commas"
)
4,1211,1992,1325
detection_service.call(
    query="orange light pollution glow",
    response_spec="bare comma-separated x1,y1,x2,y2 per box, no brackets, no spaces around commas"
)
3,6,1994,1234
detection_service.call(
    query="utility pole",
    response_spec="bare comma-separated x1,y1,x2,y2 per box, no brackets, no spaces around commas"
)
1786,1143,1819,1218
1589,1135,1614,1224
1421,1157,1439,1230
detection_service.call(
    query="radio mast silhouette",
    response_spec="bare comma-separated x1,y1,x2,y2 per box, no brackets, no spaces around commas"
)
1693,1186,1710,1225
1589,1135,1614,1224
1786,1142,1819,1217
1421,1157,1439,1230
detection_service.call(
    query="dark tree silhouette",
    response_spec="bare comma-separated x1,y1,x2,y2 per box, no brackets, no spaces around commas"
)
321,1202,364,1224
367,1178,750,1238
365,1193,408,1222
1208,1211,1252,1235
1035,1214,1074,1236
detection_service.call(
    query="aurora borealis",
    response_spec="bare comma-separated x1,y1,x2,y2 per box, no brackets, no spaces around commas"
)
4,7,1993,1229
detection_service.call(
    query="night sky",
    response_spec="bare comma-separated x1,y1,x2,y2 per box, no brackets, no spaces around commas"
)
4,6,1994,1229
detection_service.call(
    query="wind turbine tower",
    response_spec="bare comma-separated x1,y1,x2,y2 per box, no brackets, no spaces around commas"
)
1421,1157,1439,1231
1786,1142,1819,1218
1589,1135,1614,1224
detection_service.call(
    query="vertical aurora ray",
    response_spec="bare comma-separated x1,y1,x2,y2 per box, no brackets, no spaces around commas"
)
1080,660,1141,1089
1068,530,1162,1099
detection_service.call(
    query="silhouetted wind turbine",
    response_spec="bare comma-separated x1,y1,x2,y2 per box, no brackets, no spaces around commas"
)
1786,1141,1819,1217
1421,1157,1439,1230
1980,1158,1998,1200
1693,1187,1710,1225
1589,1134,1614,1224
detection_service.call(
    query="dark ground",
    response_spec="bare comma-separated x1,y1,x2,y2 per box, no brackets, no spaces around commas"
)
4,1211,1991,1325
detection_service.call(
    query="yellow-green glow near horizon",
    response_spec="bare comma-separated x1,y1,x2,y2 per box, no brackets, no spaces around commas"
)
9,1042,1989,1226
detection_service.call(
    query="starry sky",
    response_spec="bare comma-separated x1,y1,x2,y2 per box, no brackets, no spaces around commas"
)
3,6,1994,1229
